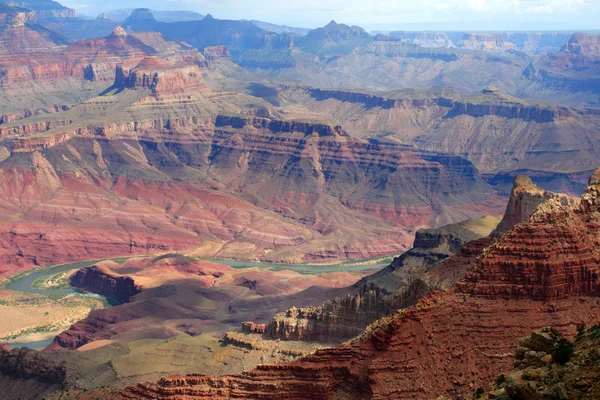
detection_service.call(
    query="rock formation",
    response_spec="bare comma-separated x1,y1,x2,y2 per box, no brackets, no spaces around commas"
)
0,345,66,384
458,33,517,52
114,56,205,97
203,45,231,60
300,86,600,179
0,77,504,277
0,4,68,54
491,175,557,236
116,168,600,399
560,32,600,56
476,325,600,400
70,262,143,303
11,0,77,20
261,215,501,342
46,254,369,351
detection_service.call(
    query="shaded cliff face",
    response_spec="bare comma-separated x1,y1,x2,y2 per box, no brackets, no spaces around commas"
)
262,215,501,343
70,263,143,303
0,345,66,385
118,169,600,399
47,254,366,351
124,9,275,57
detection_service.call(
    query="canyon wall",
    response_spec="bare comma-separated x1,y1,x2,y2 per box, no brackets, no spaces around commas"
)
70,263,143,303
116,168,600,399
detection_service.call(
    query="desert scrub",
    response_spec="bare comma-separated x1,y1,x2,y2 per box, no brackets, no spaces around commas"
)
32,272,71,289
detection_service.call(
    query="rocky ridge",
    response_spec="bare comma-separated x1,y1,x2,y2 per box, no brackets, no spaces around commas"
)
116,168,600,399
459,33,517,52
70,262,143,303
260,175,547,343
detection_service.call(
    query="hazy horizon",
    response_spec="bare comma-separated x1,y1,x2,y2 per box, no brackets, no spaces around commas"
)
63,0,600,31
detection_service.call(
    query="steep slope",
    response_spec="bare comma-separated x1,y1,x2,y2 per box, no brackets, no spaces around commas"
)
0,4,68,54
0,26,201,113
276,85,600,189
118,168,600,399
0,111,501,276
525,33,600,108
263,215,500,342
123,9,276,56
0,51,505,278
259,175,549,343
475,325,600,400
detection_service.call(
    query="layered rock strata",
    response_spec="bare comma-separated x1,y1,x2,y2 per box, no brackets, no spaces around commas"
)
116,168,600,399
70,263,143,303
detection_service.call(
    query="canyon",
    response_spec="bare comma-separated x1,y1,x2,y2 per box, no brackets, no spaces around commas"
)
115,167,600,400
0,24,513,279
253,175,552,343
0,2,599,399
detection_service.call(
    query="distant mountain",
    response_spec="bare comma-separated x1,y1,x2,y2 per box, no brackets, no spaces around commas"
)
388,30,574,55
0,4,70,53
123,9,278,56
105,8,204,23
9,0,76,18
250,20,310,36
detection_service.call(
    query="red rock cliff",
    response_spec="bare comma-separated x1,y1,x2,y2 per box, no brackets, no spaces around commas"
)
69,262,143,303
116,168,600,399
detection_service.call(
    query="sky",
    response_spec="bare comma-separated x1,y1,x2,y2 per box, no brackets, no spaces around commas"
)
62,0,600,31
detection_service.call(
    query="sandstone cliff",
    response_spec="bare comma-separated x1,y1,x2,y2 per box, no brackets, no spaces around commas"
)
491,175,557,236
0,345,66,384
560,32,600,56
116,168,600,399
69,261,143,303
459,33,517,52
114,56,205,97
262,214,501,342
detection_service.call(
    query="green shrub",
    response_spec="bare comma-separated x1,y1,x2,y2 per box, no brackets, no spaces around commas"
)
495,373,506,386
552,338,574,364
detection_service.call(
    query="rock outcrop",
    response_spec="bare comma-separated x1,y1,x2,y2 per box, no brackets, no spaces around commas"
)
203,45,230,60
46,255,367,351
0,4,68,54
476,325,600,400
0,25,201,90
114,56,205,97
242,322,267,334
560,32,600,56
0,92,503,277
262,215,501,342
116,168,600,399
70,262,143,303
0,346,66,384
491,175,556,236
459,33,517,52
